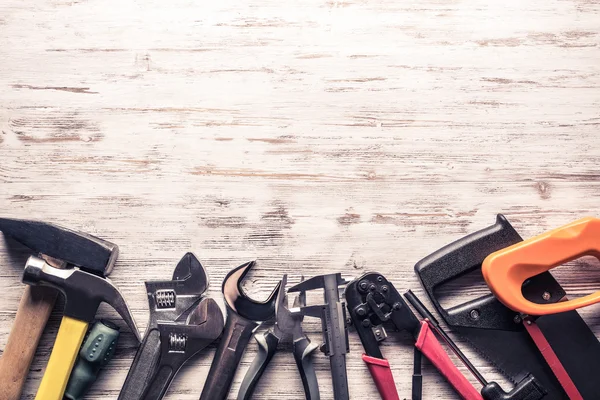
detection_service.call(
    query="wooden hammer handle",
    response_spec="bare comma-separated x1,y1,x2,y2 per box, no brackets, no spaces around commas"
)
0,285,59,400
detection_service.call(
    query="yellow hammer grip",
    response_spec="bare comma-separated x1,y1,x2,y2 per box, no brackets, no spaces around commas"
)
35,316,89,400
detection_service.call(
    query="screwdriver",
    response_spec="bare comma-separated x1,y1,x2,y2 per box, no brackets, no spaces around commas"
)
403,290,546,400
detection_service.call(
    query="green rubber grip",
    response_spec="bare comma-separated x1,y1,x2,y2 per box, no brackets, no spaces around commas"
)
64,320,120,400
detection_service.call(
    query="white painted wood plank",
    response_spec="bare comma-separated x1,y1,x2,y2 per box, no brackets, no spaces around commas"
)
0,0,599,398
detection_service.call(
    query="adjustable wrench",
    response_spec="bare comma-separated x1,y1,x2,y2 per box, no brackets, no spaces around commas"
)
118,253,209,400
140,297,224,400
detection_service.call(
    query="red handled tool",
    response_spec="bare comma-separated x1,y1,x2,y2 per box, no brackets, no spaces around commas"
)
345,273,483,400
403,291,546,400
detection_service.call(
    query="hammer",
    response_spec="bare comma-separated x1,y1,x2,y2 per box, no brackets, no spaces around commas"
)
0,218,120,399
23,255,141,400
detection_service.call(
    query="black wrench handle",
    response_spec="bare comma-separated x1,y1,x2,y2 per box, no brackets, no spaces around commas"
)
200,310,257,400
118,327,162,400
293,336,320,400
237,331,279,400
141,365,176,400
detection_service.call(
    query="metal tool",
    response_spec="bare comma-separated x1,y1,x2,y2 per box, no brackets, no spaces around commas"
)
345,272,483,400
237,275,320,400
404,290,546,400
414,214,600,400
288,273,350,400
0,217,119,400
140,297,224,400
118,252,210,400
21,256,141,400
65,320,121,400
200,261,281,400
483,216,600,315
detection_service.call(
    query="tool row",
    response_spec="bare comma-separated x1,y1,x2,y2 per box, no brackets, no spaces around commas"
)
0,215,598,400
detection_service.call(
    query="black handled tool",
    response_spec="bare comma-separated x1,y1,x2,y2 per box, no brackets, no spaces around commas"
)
199,261,281,400
237,275,320,400
288,273,350,400
414,214,600,399
141,297,224,400
118,253,210,400
404,290,546,400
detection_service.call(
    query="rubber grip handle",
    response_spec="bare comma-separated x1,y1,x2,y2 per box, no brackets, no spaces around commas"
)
0,286,58,400
118,327,162,400
65,321,120,400
414,321,483,400
200,309,257,400
292,336,320,400
35,316,89,400
237,331,279,400
362,355,400,400
141,365,176,400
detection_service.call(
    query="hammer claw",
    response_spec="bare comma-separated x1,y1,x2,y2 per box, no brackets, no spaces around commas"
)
110,289,142,342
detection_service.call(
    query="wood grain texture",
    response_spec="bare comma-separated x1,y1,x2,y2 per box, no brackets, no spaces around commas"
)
0,0,599,398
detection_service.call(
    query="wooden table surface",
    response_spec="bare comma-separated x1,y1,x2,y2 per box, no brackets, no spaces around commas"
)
1,0,599,398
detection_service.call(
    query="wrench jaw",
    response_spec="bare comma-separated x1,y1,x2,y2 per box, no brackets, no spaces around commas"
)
144,253,209,327
172,252,208,295
158,298,225,363
222,261,281,321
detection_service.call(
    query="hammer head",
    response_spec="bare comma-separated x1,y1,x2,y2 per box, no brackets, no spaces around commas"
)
0,217,118,276
23,256,141,342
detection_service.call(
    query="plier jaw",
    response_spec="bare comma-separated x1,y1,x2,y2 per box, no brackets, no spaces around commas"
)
273,275,306,342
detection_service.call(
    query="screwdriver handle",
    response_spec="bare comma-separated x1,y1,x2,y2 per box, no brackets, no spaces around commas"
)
65,320,120,400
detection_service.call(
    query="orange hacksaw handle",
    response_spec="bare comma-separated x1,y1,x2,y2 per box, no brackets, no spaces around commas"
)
482,217,600,315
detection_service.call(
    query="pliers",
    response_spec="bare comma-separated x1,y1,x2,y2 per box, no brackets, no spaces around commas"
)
345,272,483,400
237,275,320,400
